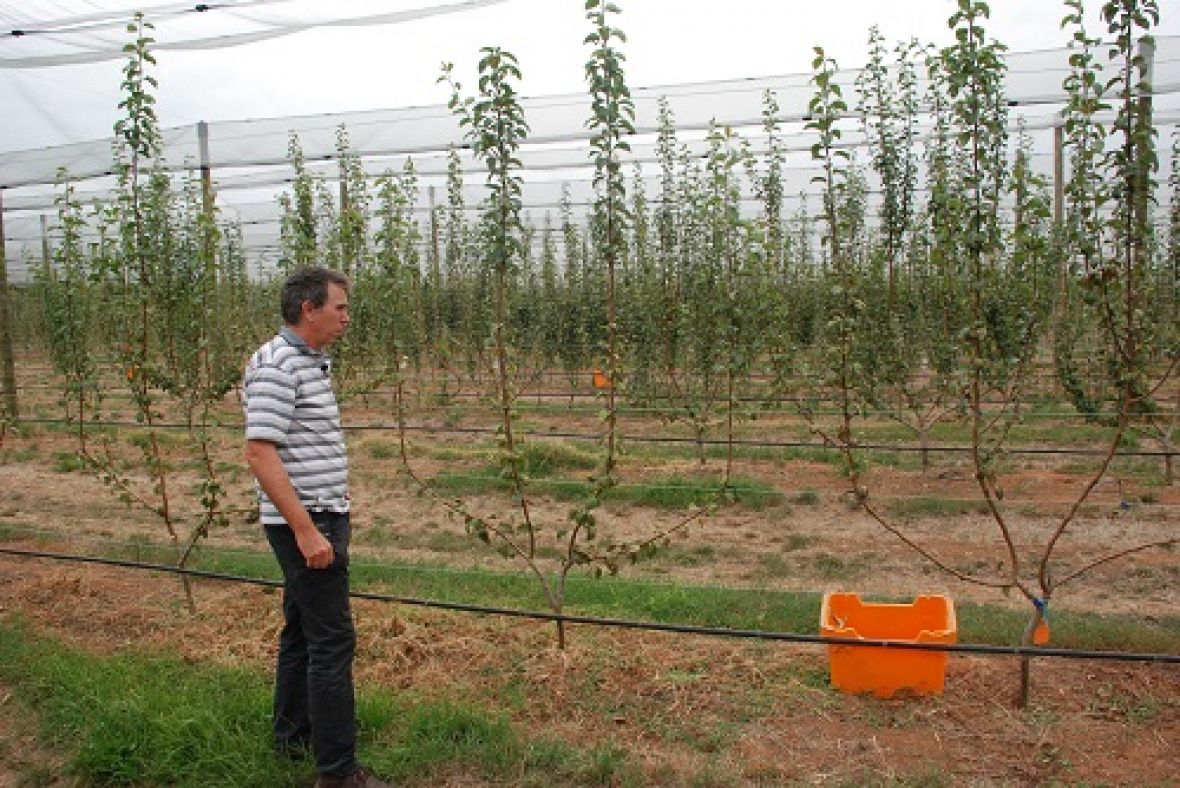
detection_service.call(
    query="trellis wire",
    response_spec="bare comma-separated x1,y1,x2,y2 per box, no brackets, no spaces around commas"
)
11,416,1180,459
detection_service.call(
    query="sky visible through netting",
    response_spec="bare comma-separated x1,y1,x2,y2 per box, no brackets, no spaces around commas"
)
3,2,1180,280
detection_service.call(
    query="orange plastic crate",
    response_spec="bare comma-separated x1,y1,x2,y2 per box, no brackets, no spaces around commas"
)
820,592,956,698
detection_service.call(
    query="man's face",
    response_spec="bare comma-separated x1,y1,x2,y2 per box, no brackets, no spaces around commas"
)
302,282,350,349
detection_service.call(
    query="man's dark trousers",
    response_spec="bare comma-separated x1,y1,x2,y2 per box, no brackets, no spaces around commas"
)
265,511,358,778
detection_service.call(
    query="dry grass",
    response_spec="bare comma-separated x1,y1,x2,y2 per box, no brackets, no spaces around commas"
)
0,552,1177,785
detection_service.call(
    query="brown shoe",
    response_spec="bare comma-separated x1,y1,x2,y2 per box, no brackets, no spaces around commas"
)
315,766,392,788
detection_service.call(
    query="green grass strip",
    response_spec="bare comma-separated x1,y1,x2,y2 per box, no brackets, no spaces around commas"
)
431,470,785,509
4,523,1178,655
78,535,1180,655
0,618,633,787
885,496,993,518
0,617,305,787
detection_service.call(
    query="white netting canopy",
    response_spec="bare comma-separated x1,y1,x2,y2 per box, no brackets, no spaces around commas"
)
0,0,507,68
3,3,1180,281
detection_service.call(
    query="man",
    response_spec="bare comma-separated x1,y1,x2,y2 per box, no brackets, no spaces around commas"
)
243,267,389,788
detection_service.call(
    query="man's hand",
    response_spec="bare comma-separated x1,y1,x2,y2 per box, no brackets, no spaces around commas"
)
245,439,336,570
296,527,335,569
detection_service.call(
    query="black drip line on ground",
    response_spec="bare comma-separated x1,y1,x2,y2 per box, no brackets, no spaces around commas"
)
0,545,1176,665
10,416,1180,460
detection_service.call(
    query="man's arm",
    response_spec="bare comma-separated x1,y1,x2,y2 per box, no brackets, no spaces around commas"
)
245,439,334,569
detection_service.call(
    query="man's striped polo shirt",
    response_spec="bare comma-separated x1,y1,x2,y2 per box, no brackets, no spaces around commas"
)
243,326,349,525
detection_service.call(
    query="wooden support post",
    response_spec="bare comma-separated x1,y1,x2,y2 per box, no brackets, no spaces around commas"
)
197,121,219,377
40,214,51,278
1053,124,1064,228
427,184,441,402
428,185,440,272
338,158,351,277
0,189,18,419
197,120,215,214
1053,123,1066,308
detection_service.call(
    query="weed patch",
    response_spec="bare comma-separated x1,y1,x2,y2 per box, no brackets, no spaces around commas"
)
52,451,85,473
431,470,783,510
885,496,991,519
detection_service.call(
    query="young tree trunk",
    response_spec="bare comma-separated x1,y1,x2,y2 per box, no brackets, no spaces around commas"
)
918,422,931,474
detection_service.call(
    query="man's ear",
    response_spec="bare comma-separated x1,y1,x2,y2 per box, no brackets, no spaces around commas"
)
300,299,315,321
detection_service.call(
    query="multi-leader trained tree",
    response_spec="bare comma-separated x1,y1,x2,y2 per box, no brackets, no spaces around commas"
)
799,0,1175,707
37,14,246,610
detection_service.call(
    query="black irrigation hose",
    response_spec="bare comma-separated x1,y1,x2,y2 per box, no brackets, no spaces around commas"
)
11,416,1180,458
1,545,1177,665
